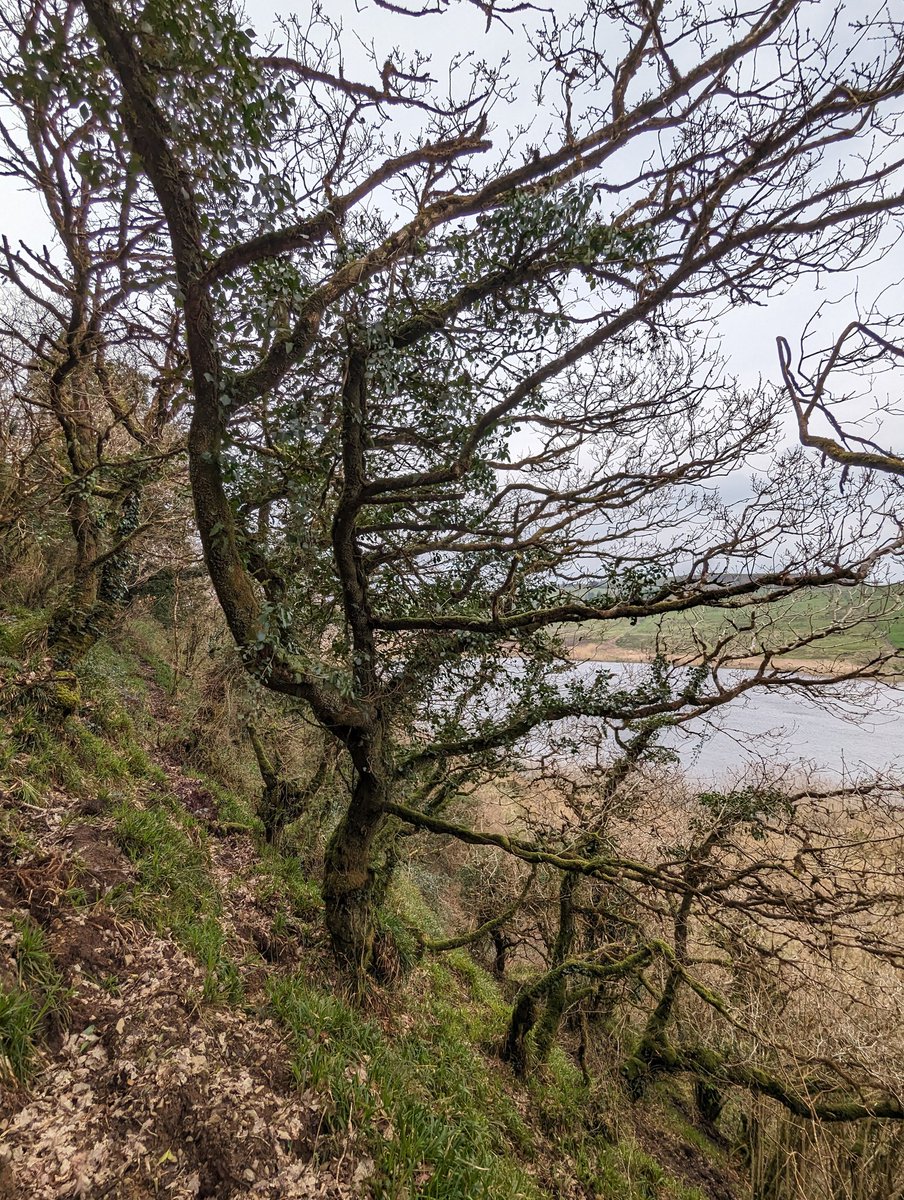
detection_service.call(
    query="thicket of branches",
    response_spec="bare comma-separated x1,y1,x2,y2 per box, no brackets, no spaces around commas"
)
3,0,904,1155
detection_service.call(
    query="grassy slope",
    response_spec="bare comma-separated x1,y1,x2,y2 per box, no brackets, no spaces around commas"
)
571,583,904,664
0,619,738,1200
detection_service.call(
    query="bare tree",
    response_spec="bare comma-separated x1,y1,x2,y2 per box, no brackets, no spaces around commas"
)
0,0,186,662
8,0,904,970
779,317,904,481
492,753,904,1123
616,776,904,1124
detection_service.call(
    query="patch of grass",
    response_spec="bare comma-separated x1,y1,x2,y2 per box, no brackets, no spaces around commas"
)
0,609,49,657
0,807,38,857
268,970,540,1199
391,866,446,939
522,1041,714,1200
62,884,92,908
149,656,177,694
191,771,260,832
78,640,149,698
445,949,511,1022
97,974,122,996
14,916,63,998
531,1044,590,1127
376,909,423,975
0,916,69,1084
112,800,242,1003
0,986,41,1084
386,869,511,1024
567,1134,709,1200
0,647,157,797
121,614,182,685
888,616,904,650
654,1083,735,1167
254,847,323,921
15,716,84,793
77,644,162,775
67,721,133,781
617,1141,707,1200
0,676,151,796
576,582,904,665
183,915,243,1003
8,707,152,798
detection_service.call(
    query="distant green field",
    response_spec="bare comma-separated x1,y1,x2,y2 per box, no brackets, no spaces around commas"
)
569,583,904,665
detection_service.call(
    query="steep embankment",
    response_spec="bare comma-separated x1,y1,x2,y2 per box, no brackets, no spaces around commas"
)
0,624,741,1200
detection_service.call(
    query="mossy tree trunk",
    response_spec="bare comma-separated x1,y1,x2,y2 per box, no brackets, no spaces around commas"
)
48,483,144,666
533,870,580,1063
321,722,396,973
502,946,653,1077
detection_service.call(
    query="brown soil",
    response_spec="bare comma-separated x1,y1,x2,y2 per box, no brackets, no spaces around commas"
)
635,1112,739,1200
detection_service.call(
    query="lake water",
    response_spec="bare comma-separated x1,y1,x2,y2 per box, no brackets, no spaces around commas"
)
527,661,904,785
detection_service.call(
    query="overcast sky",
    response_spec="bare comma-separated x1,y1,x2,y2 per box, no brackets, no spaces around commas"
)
3,0,902,489
252,0,904,491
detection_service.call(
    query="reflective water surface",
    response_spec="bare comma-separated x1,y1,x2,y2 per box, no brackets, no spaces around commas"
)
527,661,904,784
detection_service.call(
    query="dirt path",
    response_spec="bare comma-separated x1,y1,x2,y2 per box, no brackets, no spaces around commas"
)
0,744,363,1198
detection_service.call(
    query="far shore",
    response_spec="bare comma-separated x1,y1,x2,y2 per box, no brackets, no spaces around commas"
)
567,638,901,679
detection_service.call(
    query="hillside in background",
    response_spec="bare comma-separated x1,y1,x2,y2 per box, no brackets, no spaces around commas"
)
569,585,904,669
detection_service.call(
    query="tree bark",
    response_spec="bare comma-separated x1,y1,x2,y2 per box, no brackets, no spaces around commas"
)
321,728,389,972
534,871,580,1063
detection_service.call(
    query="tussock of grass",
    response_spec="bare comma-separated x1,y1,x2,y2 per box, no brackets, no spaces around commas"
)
605,1141,707,1200
112,801,241,1003
254,847,324,921
0,641,158,798
0,609,49,658
0,987,41,1085
0,917,68,1084
191,770,261,832
569,1137,706,1200
267,969,540,1200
